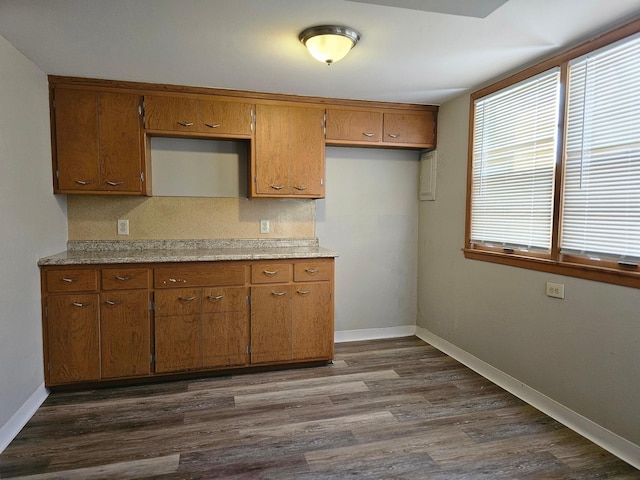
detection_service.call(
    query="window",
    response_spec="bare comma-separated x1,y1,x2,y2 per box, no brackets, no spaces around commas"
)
466,20,640,289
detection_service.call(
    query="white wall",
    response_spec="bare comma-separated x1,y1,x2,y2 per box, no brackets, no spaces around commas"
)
316,147,419,336
417,94,640,447
0,34,67,451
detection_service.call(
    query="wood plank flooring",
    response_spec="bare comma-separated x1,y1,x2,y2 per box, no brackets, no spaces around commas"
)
1,337,638,479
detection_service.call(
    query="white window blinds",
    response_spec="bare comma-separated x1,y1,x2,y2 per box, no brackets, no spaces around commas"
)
471,69,561,252
562,34,640,262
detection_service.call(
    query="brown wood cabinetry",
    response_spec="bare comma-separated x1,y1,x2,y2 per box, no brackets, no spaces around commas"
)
326,107,437,149
52,87,145,194
254,104,325,198
144,94,254,137
41,257,333,387
250,260,334,364
325,109,382,143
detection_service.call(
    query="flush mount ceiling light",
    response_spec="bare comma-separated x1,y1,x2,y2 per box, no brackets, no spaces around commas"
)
299,25,361,66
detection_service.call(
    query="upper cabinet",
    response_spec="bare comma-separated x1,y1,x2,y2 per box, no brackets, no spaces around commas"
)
48,77,438,198
52,87,146,194
326,107,437,149
253,104,325,198
144,94,254,137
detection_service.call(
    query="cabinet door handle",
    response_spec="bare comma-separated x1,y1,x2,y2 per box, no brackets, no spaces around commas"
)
305,269,319,274
387,133,399,138
178,296,197,302
207,295,225,301
271,291,286,297
293,185,307,191
75,180,92,185
105,300,122,306
115,275,132,281
61,277,79,283
296,290,311,296
106,180,124,186
270,185,285,190
362,132,375,137
177,121,194,127
72,302,90,308
204,123,221,128
263,270,277,276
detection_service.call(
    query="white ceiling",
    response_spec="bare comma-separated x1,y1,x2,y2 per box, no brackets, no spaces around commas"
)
1,0,639,105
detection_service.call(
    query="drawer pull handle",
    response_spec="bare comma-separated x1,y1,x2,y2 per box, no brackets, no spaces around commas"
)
270,185,285,190
362,132,375,137
263,270,277,276
271,291,286,297
75,180,92,185
177,121,194,127
72,302,90,308
179,296,197,302
294,185,307,191
115,275,132,281
204,123,221,128
207,295,225,301
61,277,79,283
387,133,399,138
297,290,311,296
305,269,319,274
105,300,122,306
106,180,124,186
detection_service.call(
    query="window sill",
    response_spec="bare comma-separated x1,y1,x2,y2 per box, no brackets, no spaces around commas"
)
463,248,640,290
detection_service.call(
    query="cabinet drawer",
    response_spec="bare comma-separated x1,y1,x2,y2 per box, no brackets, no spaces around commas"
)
251,263,292,284
203,286,249,313
46,269,98,293
154,264,246,288
294,261,333,282
102,268,150,290
154,289,202,316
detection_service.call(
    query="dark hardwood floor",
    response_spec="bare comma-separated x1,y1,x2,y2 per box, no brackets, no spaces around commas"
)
1,336,638,479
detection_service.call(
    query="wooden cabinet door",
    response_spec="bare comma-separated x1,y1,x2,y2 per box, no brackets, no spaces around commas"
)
98,92,143,192
144,95,199,132
100,291,151,379
46,294,100,385
326,109,382,142
155,314,202,373
199,100,253,136
292,283,333,361
54,88,100,192
255,104,290,195
202,286,249,368
250,285,292,364
289,106,325,197
154,289,203,373
383,112,435,146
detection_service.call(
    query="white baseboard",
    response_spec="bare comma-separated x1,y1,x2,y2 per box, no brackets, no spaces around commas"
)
0,383,48,454
415,326,640,470
335,325,416,343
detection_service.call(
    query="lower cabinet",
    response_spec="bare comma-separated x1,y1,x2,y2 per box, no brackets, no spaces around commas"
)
41,258,333,387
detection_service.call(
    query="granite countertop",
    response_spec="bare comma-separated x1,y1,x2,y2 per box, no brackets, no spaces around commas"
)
38,239,338,266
